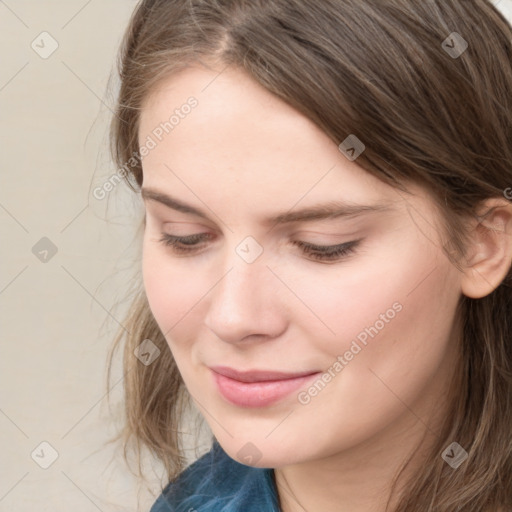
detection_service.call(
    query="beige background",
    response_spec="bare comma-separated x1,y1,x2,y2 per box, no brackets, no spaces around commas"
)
1,1,511,511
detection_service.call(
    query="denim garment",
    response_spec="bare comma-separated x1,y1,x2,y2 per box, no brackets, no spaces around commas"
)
150,440,281,512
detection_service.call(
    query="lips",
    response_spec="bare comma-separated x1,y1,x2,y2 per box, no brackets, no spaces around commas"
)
210,366,318,382
210,365,321,407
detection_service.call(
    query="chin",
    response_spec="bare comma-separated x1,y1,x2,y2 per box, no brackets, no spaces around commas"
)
212,432,309,469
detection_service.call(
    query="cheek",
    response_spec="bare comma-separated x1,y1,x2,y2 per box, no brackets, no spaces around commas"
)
142,239,207,340
281,258,461,456
275,256,418,351
368,260,461,377
285,239,460,378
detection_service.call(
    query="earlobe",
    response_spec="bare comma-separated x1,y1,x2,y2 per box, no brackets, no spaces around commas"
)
460,198,512,299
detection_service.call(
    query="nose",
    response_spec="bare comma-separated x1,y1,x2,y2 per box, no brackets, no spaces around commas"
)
204,252,288,345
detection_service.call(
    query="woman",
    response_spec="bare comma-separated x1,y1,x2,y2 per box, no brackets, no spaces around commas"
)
106,1,512,510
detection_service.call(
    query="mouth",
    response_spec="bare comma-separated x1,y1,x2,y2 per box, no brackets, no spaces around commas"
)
209,365,321,408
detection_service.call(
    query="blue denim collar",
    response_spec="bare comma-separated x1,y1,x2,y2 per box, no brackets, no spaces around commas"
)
150,440,281,511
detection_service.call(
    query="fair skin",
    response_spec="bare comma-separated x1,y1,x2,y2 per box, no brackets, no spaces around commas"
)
138,64,512,512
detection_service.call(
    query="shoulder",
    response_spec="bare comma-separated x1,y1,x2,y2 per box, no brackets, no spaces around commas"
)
150,440,280,512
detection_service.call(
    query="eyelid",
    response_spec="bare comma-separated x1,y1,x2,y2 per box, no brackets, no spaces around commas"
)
157,231,362,263
146,207,215,231
291,228,362,241
295,239,359,250
160,220,215,231
293,238,361,259
161,233,213,244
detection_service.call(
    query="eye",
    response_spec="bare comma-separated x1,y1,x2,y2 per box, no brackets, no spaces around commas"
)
158,233,212,254
158,232,361,262
292,239,361,262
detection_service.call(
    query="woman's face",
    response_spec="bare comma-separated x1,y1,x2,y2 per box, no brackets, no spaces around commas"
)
139,65,464,468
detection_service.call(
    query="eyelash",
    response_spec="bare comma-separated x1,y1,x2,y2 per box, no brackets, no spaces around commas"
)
157,233,360,262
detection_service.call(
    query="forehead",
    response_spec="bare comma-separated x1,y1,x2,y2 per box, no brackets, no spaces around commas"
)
137,66,419,221
139,64,333,164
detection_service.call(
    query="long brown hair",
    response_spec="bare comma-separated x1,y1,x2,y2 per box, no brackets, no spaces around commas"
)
106,1,512,510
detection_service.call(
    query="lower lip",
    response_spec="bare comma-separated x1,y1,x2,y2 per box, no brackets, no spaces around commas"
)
211,371,321,408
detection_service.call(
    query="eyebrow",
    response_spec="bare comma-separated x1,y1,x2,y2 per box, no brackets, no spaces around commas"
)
140,187,394,225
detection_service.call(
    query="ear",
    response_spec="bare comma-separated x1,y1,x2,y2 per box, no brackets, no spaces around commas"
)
460,197,512,299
